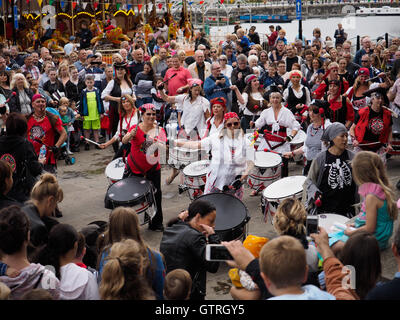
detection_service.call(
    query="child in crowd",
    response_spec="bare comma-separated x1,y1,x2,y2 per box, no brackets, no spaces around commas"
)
259,236,335,300
73,232,98,277
330,151,398,252
79,74,104,150
69,100,82,152
58,97,75,154
163,269,192,300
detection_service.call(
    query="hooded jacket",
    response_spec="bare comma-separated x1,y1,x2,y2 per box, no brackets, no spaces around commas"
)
0,263,60,300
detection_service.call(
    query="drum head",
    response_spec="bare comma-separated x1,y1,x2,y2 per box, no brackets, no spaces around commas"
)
106,176,152,205
196,193,248,232
105,158,125,181
254,151,282,168
262,175,307,201
288,129,306,145
183,160,210,177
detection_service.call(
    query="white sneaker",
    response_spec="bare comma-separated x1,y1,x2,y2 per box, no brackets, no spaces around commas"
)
67,149,74,155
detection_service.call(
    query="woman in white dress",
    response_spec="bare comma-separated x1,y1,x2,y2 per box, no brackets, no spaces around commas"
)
176,112,255,200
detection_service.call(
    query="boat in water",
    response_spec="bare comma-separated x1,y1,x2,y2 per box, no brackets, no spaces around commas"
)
239,15,293,23
356,6,400,16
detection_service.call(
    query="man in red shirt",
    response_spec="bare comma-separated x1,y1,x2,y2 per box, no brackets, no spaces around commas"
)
163,54,192,96
27,94,67,174
267,25,278,50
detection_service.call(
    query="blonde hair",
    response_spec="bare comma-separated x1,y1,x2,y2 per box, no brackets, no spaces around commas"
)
10,73,29,89
259,235,306,289
58,97,69,106
273,198,307,237
163,269,192,300
352,151,398,220
99,239,155,300
58,62,69,78
30,173,63,203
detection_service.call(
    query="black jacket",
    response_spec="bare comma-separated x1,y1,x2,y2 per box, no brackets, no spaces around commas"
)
65,79,86,103
0,194,21,211
160,221,220,299
8,88,34,114
22,203,59,248
0,135,43,202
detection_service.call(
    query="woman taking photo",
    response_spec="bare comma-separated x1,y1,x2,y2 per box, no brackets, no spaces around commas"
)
97,207,165,300
304,122,358,218
345,68,373,116
159,78,210,185
122,104,166,232
176,112,255,200
99,94,139,159
8,73,34,115
134,61,155,108
236,74,269,131
102,62,136,153
160,199,221,300
283,100,332,176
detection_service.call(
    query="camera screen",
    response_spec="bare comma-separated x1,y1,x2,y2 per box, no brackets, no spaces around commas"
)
209,246,233,260
306,217,319,236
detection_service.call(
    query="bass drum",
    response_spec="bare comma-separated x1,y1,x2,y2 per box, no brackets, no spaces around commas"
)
196,193,250,241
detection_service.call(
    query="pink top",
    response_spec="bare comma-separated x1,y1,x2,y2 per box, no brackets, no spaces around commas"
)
356,182,386,221
164,67,192,96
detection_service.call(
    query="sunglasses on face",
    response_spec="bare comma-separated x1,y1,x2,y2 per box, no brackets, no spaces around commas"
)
226,121,240,128
121,97,127,101
145,112,156,116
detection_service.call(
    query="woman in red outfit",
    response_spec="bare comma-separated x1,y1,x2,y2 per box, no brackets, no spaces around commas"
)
122,103,167,231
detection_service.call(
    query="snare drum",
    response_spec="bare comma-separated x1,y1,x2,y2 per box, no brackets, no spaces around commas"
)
182,160,210,200
247,151,282,191
288,129,306,162
104,177,156,225
197,193,250,241
168,139,208,170
261,175,307,224
105,157,125,185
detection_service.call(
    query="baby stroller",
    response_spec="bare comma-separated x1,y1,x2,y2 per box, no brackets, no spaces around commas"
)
35,138,75,166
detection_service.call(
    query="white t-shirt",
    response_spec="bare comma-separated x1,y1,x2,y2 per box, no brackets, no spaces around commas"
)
200,132,255,190
59,263,99,300
175,94,210,136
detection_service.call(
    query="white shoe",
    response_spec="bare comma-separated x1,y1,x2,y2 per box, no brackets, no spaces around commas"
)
67,149,74,155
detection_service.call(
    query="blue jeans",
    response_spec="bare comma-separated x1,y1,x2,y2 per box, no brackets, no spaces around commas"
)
136,97,153,108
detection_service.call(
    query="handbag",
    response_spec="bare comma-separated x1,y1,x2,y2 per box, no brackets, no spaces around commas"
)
101,115,110,130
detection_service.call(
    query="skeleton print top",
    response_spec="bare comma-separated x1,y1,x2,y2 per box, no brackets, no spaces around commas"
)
319,150,356,215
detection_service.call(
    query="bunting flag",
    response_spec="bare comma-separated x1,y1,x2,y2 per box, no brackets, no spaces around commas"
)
82,2,88,9
220,0,224,3
72,1,77,9
37,0,42,7
127,3,132,10
157,3,162,9
26,0,29,4
138,3,142,10
105,3,110,9
199,0,204,4
168,2,172,8
116,3,120,10
49,0,53,4
94,2,99,9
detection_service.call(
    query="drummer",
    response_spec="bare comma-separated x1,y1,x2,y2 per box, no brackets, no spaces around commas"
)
176,112,255,200
283,100,332,176
99,94,140,159
203,97,227,138
303,122,358,218
251,91,300,181
349,87,393,163
121,103,167,232
158,78,210,185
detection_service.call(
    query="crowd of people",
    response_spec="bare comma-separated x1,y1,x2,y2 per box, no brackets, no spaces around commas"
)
0,19,400,301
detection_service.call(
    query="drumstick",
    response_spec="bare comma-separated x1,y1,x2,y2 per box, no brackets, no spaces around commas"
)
80,136,100,146
382,106,398,118
357,141,383,147
263,148,282,156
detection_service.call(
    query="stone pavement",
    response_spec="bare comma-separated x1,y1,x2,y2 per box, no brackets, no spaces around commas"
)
56,145,400,300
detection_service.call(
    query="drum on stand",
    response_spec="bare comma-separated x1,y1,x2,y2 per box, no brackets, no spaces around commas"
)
182,160,210,200
261,175,307,224
105,157,125,185
168,139,208,170
247,151,282,191
104,176,156,225
197,193,250,242
289,129,306,163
